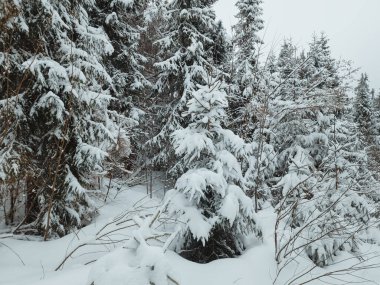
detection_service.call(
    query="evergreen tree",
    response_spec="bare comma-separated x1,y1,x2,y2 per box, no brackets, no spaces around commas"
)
94,0,150,112
233,0,264,71
210,20,231,73
265,51,278,77
148,0,262,263
92,0,152,172
306,34,342,113
0,0,31,225
229,0,264,138
372,90,380,143
356,77,380,182
276,39,302,101
165,81,261,263
240,62,277,208
146,0,219,174
275,111,373,267
355,73,375,145
273,98,374,267
272,38,376,268
307,34,339,88
375,90,380,111
0,0,122,238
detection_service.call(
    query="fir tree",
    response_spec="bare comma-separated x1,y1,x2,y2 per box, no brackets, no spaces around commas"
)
229,0,264,139
92,0,152,173
276,39,302,101
355,73,375,145
307,34,339,89
94,0,150,111
210,20,231,73
1,0,122,238
0,0,31,225
305,34,343,115
165,80,261,263
147,0,219,174
233,0,264,71
150,0,262,263
272,39,376,268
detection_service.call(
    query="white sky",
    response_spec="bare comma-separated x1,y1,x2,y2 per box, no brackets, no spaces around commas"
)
214,0,380,90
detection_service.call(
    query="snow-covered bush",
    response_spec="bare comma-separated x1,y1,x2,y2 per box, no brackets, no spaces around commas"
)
88,209,179,285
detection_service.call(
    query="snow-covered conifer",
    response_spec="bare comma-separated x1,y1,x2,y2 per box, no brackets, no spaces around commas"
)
354,73,375,146
95,0,150,110
226,0,275,208
229,0,264,136
233,0,264,72
307,34,339,90
275,113,373,267
210,20,231,73
93,0,152,171
276,40,303,101
0,0,123,238
272,39,376,267
146,0,220,173
165,80,261,262
0,0,31,224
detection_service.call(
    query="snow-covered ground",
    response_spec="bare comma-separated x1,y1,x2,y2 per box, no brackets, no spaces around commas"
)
1,182,380,285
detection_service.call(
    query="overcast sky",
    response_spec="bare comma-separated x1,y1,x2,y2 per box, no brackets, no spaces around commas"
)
214,0,380,90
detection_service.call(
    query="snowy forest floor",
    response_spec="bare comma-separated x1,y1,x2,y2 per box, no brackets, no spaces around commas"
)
1,177,380,285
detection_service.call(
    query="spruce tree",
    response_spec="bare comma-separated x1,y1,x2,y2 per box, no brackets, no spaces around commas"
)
276,39,302,101
307,34,339,89
149,0,261,263
355,75,380,182
226,0,275,209
92,0,151,172
0,0,31,225
210,20,231,73
305,33,344,116
355,73,375,146
1,0,122,238
275,112,373,267
229,0,264,139
273,38,376,268
166,81,261,263
147,0,219,174
94,0,150,111
233,0,264,70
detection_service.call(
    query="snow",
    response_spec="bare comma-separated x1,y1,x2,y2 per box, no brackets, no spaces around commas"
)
30,91,67,122
165,189,217,243
172,129,216,163
1,181,380,285
111,0,134,8
174,168,227,201
23,58,70,93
